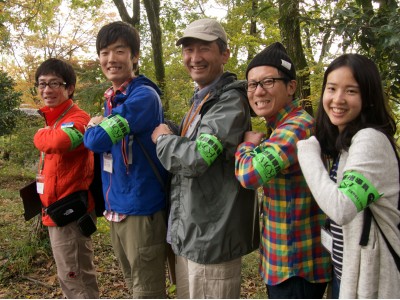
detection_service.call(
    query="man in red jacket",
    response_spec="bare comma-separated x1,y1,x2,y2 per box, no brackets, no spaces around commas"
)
33,58,99,298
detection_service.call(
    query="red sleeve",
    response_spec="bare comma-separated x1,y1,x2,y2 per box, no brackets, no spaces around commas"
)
34,111,89,154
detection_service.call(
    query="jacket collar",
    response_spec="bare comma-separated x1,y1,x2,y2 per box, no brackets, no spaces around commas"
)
39,99,73,126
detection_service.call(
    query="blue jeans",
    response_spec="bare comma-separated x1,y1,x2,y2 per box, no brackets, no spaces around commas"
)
266,276,328,299
331,271,341,299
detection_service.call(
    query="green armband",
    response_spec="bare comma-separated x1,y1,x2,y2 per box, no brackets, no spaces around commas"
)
61,127,83,150
99,114,130,144
339,171,383,212
196,133,223,166
252,146,284,184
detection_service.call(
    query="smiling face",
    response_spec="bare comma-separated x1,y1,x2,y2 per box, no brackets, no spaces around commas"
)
247,65,296,119
182,39,229,90
322,66,362,132
37,74,73,108
99,38,138,89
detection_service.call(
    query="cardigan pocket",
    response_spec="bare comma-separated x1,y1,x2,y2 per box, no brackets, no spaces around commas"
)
357,227,379,298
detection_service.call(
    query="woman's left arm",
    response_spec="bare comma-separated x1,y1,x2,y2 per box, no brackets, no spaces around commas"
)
297,130,394,225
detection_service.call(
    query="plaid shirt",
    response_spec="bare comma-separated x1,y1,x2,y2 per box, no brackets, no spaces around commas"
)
235,100,331,285
104,78,131,116
103,78,131,223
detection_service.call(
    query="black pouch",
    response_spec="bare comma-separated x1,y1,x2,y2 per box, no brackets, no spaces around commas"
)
77,214,97,237
45,190,88,227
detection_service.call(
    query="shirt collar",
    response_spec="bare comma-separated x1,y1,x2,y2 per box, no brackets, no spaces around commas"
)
193,75,222,104
104,77,133,99
266,99,302,129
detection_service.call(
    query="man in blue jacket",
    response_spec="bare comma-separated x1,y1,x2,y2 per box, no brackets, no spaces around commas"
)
84,21,167,298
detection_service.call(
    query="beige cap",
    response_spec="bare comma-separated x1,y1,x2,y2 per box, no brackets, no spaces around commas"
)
176,19,227,46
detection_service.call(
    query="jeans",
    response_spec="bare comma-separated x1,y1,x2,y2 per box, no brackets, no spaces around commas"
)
331,271,341,299
266,276,328,299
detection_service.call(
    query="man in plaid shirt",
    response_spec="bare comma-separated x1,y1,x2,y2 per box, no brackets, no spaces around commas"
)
235,42,331,298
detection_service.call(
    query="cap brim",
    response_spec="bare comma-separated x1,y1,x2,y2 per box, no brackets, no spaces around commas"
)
176,33,218,46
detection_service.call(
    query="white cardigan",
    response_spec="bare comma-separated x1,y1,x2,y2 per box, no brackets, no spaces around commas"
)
297,128,400,298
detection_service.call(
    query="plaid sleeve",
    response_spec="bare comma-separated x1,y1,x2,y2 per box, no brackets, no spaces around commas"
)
235,142,263,189
235,117,312,189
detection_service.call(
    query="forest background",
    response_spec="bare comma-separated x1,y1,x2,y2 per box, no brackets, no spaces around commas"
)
0,0,399,298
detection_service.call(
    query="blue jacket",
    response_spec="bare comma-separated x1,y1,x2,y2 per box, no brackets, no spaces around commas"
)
84,75,167,215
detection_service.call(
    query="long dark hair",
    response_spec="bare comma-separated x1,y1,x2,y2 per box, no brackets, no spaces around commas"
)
315,53,396,159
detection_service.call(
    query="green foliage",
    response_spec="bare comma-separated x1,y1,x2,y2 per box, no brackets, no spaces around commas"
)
95,216,110,234
0,70,22,137
70,0,104,11
162,55,194,123
251,117,267,133
1,0,62,34
329,1,400,103
0,1,11,47
74,60,109,115
1,115,42,168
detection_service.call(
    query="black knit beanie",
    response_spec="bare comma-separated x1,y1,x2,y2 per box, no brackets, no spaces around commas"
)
246,42,296,80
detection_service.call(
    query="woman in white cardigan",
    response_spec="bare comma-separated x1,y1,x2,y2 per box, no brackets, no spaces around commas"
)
297,54,400,299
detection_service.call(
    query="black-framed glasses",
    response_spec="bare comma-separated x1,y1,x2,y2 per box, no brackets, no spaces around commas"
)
35,81,67,90
246,78,286,92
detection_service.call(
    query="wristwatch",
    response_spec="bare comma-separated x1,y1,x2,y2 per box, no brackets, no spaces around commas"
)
85,123,97,131
156,134,167,143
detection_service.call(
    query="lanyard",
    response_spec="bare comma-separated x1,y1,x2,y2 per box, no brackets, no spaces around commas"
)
105,84,133,173
106,94,114,116
181,93,210,137
38,103,74,174
106,78,134,115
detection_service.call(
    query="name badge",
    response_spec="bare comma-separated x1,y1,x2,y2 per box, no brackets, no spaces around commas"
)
321,227,333,254
36,174,45,194
103,153,113,173
61,122,74,128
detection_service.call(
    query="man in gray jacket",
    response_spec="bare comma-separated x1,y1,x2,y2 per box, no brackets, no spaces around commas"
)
151,19,259,298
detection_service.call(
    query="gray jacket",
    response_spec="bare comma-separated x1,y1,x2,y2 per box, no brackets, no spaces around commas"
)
156,72,260,264
298,129,400,298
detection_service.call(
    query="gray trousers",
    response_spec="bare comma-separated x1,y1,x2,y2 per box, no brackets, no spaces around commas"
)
176,255,242,299
48,215,99,299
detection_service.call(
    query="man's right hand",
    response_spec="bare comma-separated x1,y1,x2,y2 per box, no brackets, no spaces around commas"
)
243,131,266,146
151,124,173,143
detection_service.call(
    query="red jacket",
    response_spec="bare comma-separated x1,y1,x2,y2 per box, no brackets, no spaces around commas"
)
34,99,94,226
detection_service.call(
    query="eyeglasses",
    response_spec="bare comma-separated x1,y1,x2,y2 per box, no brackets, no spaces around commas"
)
35,81,66,90
246,78,286,92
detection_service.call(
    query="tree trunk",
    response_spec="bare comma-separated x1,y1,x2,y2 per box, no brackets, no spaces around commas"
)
143,0,167,110
133,0,140,27
112,0,134,24
247,0,258,61
277,0,313,116
112,0,166,109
